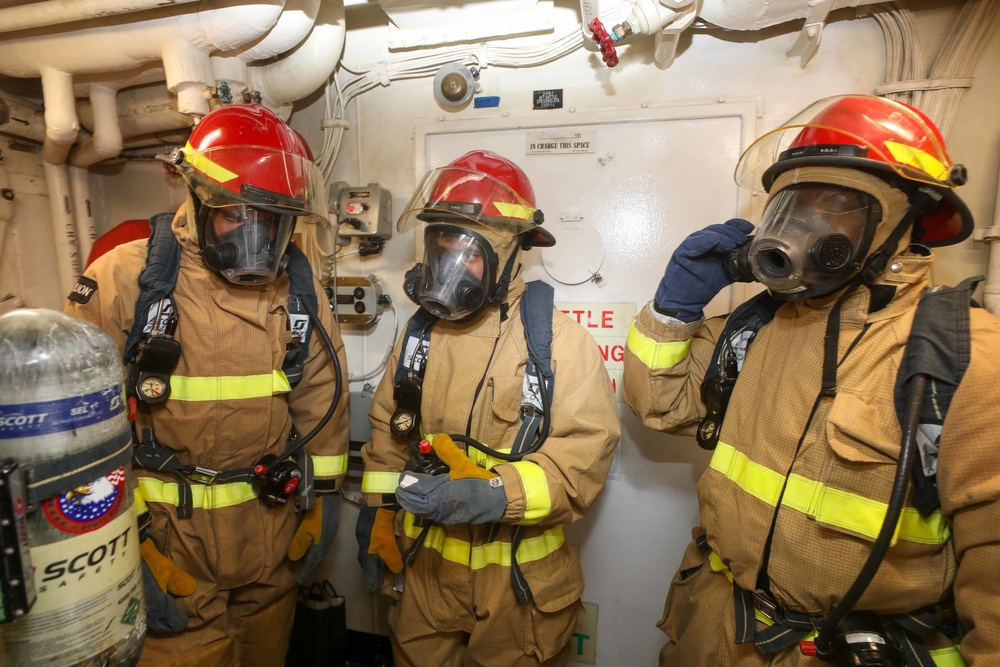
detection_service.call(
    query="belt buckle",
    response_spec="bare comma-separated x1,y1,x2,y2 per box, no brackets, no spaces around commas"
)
753,589,782,624
188,466,220,485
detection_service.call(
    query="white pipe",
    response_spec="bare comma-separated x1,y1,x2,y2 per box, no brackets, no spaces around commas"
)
250,0,346,112
624,0,693,35
0,0,202,36
0,159,12,262
0,96,46,143
0,0,287,114
982,163,1000,316
68,166,96,265
40,67,79,165
77,83,193,140
74,64,168,101
212,0,321,98
42,161,80,290
70,85,123,168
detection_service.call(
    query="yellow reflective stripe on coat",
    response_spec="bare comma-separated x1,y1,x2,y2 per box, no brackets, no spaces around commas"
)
134,487,148,514
710,442,949,545
362,470,402,494
312,454,347,477
137,476,257,510
469,446,510,470
929,646,965,667
783,473,949,545
626,322,690,370
508,460,550,525
169,370,291,401
402,512,564,568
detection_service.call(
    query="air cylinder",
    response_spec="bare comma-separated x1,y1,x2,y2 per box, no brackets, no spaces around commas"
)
0,309,144,666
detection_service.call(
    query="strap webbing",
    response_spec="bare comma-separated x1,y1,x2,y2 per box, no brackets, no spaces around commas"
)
25,430,132,505
134,428,252,517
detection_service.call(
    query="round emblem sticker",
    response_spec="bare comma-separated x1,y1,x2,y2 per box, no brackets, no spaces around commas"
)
43,467,126,533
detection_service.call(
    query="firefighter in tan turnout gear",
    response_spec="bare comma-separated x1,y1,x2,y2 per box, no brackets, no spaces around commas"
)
65,103,350,666
357,150,620,667
623,95,1000,665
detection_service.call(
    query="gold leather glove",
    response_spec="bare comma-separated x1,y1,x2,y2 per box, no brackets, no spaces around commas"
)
429,433,498,481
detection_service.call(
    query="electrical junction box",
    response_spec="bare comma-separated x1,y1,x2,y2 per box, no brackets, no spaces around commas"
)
327,275,384,325
334,183,393,239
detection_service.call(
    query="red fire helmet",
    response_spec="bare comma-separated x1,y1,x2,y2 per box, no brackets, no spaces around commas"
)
735,95,972,246
172,104,328,222
398,150,555,248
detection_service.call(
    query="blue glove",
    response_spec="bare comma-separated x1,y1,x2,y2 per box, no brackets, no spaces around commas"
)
141,559,190,635
395,473,507,525
654,218,754,322
288,494,340,584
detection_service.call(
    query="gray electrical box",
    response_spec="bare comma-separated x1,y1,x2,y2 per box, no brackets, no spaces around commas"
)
349,389,375,445
335,183,393,239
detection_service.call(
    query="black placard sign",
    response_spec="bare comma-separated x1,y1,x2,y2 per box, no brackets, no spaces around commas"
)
532,89,563,110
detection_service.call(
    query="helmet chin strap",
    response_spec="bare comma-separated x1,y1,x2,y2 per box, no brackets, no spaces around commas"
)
490,246,521,306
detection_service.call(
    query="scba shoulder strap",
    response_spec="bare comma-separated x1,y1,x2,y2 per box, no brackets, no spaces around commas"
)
391,280,555,457
702,276,981,513
893,274,982,517
126,212,323,517
392,280,555,604
125,212,318,388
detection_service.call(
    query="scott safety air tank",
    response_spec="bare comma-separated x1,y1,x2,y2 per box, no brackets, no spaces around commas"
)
0,309,144,666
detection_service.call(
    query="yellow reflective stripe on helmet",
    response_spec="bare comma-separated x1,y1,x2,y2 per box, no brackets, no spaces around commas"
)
493,202,536,221
185,142,238,183
312,453,347,477
169,370,291,401
362,470,402,494
783,473,949,545
885,141,949,182
709,441,785,506
137,476,257,510
711,441,949,545
508,460,550,525
930,646,965,667
402,511,564,568
626,322,690,370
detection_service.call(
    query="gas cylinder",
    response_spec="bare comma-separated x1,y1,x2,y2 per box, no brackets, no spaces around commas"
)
0,309,145,666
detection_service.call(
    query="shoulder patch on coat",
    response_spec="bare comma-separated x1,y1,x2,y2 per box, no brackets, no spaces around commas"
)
68,276,98,304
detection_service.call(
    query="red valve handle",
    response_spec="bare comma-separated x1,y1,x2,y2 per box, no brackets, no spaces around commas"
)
589,18,619,68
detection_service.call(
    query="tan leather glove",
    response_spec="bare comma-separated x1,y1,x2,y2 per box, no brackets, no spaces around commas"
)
429,433,498,481
140,540,197,597
369,507,403,574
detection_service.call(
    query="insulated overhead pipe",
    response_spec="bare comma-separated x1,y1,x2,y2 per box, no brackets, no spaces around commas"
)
250,0,347,116
0,0,202,36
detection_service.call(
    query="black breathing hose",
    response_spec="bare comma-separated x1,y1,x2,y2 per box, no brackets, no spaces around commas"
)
281,298,343,460
814,373,927,656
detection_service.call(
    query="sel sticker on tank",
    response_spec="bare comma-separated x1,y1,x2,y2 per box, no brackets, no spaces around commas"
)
42,467,126,533
0,385,124,438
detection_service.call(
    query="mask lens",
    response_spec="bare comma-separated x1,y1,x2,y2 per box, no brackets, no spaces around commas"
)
202,205,295,284
749,184,881,298
418,227,492,320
